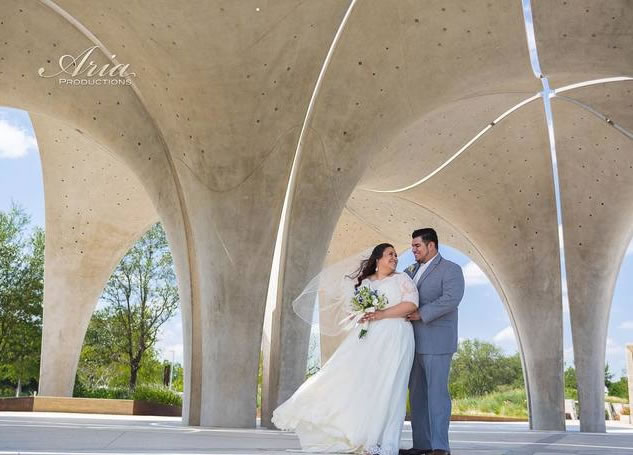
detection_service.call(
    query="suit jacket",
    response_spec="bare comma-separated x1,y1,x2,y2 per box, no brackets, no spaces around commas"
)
405,254,465,354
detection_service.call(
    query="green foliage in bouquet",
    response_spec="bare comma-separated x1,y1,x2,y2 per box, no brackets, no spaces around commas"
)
350,286,388,339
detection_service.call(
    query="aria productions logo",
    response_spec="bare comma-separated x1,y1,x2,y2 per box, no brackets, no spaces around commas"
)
38,45,136,86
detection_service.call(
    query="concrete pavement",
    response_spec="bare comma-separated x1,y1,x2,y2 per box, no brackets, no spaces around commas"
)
0,412,632,454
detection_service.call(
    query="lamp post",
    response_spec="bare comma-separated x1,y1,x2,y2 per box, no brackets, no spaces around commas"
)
626,344,633,423
169,350,175,390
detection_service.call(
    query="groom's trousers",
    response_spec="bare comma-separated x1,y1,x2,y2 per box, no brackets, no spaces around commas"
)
409,353,453,451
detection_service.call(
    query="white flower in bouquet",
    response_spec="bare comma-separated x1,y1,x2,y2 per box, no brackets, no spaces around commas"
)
344,285,388,338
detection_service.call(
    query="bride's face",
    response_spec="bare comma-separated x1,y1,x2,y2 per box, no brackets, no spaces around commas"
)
377,247,398,273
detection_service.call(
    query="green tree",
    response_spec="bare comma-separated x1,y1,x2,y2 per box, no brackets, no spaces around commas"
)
0,205,44,395
76,309,121,389
79,223,179,390
449,339,524,398
608,376,629,400
564,365,577,389
604,363,614,388
171,363,184,392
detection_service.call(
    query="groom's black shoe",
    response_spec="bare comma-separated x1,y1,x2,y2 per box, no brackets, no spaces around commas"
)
430,450,450,455
398,449,433,455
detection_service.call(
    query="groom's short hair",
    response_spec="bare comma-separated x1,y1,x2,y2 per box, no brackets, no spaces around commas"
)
412,228,438,249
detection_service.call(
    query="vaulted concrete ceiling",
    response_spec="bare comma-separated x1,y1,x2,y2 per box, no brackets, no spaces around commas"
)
1,0,631,434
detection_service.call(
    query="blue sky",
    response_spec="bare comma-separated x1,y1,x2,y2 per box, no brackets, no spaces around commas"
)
1,106,631,379
0,107,45,229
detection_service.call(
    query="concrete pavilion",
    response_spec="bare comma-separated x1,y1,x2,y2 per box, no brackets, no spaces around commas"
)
0,0,631,434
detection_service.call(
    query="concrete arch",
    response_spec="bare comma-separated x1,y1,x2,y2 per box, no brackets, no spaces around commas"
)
267,0,554,428
6,0,631,433
392,100,564,430
0,0,197,420
317,191,518,364
2,0,355,427
32,112,159,398
552,82,633,432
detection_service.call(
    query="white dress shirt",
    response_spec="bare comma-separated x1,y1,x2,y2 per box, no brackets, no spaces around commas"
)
413,253,438,285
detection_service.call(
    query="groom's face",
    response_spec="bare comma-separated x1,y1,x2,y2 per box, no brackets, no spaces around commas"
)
412,237,431,263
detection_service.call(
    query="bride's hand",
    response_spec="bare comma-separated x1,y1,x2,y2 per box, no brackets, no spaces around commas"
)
363,310,384,322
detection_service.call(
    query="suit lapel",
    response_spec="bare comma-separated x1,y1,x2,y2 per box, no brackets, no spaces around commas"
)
408,262,421,280
418,254,442,288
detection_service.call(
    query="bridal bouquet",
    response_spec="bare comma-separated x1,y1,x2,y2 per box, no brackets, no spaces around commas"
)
346,286,388,339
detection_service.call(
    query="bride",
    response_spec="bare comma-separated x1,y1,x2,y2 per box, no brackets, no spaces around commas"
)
272,243,419,455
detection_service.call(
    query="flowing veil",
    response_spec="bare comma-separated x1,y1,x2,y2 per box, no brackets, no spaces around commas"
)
292,248,373,337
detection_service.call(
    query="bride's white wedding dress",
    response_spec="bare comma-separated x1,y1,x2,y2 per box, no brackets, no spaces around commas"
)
272,272,419,455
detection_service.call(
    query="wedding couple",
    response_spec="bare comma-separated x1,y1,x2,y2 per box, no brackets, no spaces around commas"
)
272,228,465,455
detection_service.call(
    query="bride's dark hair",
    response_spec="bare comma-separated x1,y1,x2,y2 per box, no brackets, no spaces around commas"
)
349,243,395,288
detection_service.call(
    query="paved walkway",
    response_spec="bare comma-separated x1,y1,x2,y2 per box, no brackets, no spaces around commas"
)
0,412,632,454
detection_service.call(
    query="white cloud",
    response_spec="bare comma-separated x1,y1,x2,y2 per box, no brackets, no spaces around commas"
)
492,326,518,353
155,312,184,364
618,321,633,330
605,337,622,356
627,240,633,256
0,119,37,159
463,261,490,286
493,325,515,343
158,343,184,365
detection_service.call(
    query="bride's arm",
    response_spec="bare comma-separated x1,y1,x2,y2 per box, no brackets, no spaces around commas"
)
372,301,417,320
366,274,419,320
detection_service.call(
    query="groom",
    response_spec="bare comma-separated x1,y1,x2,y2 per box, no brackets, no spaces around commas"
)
401,228,465,455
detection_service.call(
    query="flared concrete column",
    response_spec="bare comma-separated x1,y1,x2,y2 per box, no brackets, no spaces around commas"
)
2,0,351,426
0,1,195,418
532,0,633,433
262,0,539,427
51,0,353,428
382,101,566,430
552,85,633,432
34,114,158,397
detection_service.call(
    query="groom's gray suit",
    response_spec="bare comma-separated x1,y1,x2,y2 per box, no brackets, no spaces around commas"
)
405,253,464,452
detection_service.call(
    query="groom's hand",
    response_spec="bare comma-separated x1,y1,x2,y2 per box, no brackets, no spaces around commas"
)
406,311,421,321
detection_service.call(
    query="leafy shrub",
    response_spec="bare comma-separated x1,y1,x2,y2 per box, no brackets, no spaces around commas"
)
73,384,130,400
0,388,16,397
133,384,182,407
452,387,528,418
608,377,629,400
449,340,523,398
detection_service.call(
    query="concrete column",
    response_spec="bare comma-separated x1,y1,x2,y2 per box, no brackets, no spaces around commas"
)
0,2,197,422
384,101,566,430
530,0,633,432
552,86,633,433
34,115,158,398
261,0,538,427
1,0,351,427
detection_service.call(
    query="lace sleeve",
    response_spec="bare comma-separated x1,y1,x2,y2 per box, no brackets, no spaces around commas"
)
399,274,419,307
